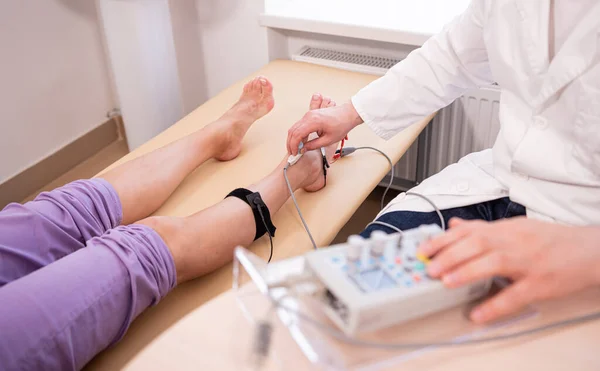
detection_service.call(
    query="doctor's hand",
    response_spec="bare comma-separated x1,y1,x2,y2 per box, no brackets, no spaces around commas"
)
418,217,600,324
286,100,363,155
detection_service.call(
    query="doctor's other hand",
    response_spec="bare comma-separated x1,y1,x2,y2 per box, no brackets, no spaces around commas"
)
286,99,363,155
418,217,600,324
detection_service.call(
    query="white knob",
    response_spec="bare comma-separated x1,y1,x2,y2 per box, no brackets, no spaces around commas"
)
419,224,443,240
371,231,387,240
370,231,387,256
346,235,364,262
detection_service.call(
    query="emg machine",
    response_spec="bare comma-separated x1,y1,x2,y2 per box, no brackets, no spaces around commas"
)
304,225,492,335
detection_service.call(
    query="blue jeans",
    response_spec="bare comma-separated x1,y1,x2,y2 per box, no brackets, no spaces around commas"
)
361,197,526,237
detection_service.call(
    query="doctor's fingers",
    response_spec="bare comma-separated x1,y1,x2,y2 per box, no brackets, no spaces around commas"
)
287,115,322,154
448,217,468,228
426,235,489,279
303,136,333,152
419,219,484,257
469,279,544,324
439,250,527,289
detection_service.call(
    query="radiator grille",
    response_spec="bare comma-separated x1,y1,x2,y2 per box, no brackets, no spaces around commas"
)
293,47,402,76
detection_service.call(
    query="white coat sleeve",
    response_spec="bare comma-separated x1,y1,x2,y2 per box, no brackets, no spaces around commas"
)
352,0,493,139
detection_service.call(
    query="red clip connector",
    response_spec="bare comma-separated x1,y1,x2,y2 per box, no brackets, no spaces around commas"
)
333,135,349,161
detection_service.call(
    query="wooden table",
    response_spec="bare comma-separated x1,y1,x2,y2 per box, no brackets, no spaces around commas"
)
86,60,432,370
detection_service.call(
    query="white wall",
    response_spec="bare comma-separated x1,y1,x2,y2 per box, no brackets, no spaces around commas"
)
185,0,270,99
98,0,184,150
169,0,209,114
0,0,115,183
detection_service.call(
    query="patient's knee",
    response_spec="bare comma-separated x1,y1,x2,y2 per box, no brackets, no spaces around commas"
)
137,216,184,245
137,216,188,282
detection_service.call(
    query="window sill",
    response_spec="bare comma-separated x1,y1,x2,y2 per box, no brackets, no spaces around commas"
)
261,0,469,46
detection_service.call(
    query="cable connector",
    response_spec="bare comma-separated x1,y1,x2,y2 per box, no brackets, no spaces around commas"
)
287,142,304,166
335,146,357,158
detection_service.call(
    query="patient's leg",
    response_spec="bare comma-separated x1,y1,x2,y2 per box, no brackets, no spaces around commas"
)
101,76,275,224
0,97,335,370
139,96,337,283
139,148,325,283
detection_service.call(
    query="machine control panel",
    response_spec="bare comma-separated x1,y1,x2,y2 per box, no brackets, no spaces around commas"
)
305,225,492,335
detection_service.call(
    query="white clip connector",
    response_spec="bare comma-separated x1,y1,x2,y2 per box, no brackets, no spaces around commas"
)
287,142,304,167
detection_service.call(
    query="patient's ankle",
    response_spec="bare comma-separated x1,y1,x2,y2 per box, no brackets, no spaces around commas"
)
283,150,327,193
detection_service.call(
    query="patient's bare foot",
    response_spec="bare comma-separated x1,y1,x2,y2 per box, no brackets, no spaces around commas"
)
280,149,327,193
287,92,340,194
298,150,328,192
212,76,275,161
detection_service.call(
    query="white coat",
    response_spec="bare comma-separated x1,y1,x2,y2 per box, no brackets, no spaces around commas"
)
352,0,600,226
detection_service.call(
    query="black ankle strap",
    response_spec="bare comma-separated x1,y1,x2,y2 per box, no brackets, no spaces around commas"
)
226,188,276,241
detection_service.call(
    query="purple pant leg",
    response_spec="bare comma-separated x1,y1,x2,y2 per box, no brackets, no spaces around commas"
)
0,179,122,286
0,225,176,371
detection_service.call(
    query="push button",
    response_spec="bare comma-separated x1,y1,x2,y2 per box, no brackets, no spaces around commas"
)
416,253,430,264
514,171,529,181
533,116,548,129
456,181,469,192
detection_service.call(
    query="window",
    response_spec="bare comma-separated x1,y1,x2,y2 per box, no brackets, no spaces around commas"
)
264,0,470,35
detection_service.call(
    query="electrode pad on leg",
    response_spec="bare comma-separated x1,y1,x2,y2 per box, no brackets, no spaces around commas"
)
226,188,276,241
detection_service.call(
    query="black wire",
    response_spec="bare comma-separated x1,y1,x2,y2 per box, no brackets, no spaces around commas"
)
256,205,274,263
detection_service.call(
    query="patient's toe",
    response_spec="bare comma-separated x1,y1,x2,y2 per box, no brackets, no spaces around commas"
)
321,97,336,109
309,94,323,110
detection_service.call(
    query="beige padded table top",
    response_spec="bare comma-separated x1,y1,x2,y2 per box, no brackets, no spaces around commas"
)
87,60,432,370
121,288,600,371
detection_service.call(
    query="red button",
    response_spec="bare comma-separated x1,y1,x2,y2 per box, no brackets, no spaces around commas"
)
395,257,402,264
413,274,421,282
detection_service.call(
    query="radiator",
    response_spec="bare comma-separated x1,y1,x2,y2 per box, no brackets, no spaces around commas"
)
427,87,501,175
292,47,501,189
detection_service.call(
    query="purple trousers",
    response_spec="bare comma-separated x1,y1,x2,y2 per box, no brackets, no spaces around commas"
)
0,179,177,371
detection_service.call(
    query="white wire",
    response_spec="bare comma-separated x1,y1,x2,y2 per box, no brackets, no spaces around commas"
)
365,221,403,234
405,191,446,231
284,164,318,250
284,147,443,250
353,147,393,210
354,147,446,231
277,149,600,350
